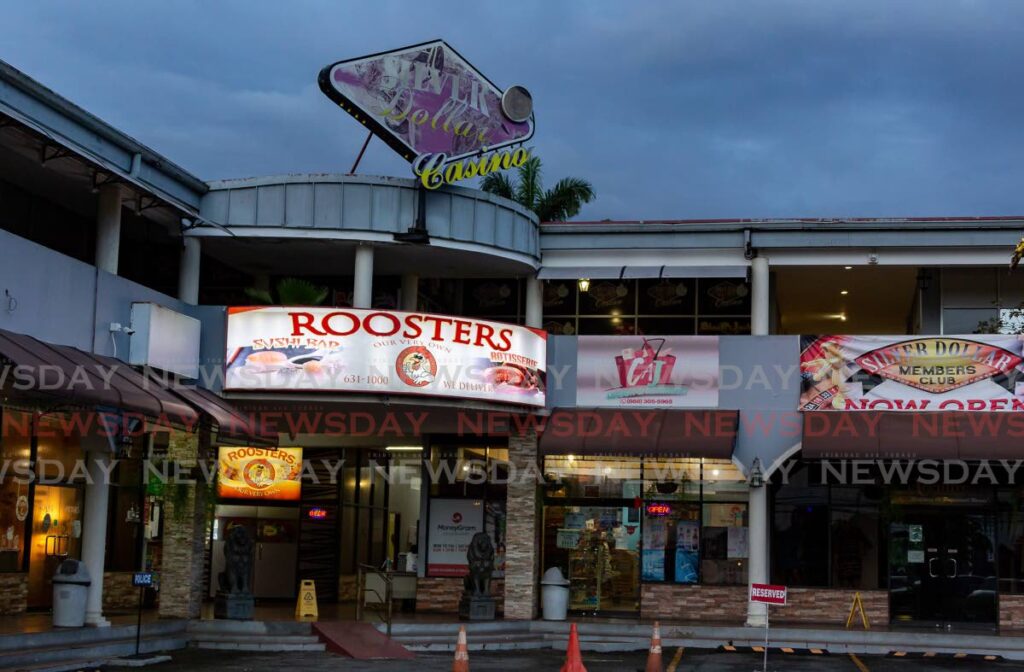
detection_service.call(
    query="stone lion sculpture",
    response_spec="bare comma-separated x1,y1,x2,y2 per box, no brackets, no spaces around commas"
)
463,531,495,597
218,524,254,595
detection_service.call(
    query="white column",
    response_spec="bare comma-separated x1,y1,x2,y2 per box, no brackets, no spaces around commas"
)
95,184,122,274
525,274,543,329
746,254,770,627
400,273,419,312
81,442,112,627
178,237,201,305
353,244,374,309
751,256,769,336
746,484,768,626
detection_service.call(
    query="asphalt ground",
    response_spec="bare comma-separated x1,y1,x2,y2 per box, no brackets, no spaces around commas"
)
139,647,1024,671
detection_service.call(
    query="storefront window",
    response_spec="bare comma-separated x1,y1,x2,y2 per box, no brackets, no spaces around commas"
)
0,409,31,571
542,456,750,596
425,443,508,579
542,277,752,336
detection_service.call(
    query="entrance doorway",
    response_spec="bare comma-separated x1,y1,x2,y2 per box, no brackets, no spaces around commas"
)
210,505,299,600
27,485,83,609
889,510,997,629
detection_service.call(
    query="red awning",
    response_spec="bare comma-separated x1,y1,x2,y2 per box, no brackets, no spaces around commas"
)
158,379,276,447
539,408,738,458
0,328,198,425
801,412,1024,460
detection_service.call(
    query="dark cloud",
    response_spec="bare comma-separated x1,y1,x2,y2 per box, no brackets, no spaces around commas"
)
6,0,1024,219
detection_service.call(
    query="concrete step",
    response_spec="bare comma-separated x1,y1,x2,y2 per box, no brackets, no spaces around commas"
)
0,635,188,669
4,659,105,672
190,639,321,651
187,620,313,636
190,634,323,645
0,620,186,653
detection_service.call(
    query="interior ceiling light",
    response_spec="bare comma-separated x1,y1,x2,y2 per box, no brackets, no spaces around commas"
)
841,290,849,295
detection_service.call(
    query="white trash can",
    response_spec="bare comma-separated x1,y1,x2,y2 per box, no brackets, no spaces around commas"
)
541,567,571,621
52,559,91,627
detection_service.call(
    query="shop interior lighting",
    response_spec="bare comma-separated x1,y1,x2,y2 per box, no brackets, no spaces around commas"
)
578,278,591,292
386,446,423,452
844,266,853,270
840,290,849,295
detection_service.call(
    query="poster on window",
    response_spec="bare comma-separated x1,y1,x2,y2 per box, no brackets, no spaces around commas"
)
427,499,484,577
674,520,700,584
727,526,748,559
642,549,666,582
577,336,719,407
800,335,1024,411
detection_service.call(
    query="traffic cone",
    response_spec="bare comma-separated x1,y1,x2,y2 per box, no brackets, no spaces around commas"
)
452,625,470,672
644,621,663,672
560,623,587,672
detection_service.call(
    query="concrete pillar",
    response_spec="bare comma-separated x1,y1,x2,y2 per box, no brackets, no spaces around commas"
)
353,244,374,309
81,440,112,627
525,275,543,328
751,256,769,336
745,484,769,627
178,237,201,305
747,255,770,627
504,426,540,619
94,184,122,274
401,273,419,312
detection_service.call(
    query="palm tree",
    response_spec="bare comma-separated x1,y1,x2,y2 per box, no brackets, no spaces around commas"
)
245,278,329,305
480,156,595,222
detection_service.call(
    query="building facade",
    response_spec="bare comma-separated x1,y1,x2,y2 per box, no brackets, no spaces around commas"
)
2,58,1024,632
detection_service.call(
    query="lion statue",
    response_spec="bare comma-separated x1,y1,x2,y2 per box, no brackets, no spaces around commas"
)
218,524,254,595
463,531,495,597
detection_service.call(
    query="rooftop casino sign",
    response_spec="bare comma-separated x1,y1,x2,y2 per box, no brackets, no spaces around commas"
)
318,40,535,190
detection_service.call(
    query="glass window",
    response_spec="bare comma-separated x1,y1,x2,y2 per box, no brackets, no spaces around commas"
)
544,456,643,499
697,278,752,316
579,280,635,317
638,279,695,315
641,502,700,584
642,458,700,501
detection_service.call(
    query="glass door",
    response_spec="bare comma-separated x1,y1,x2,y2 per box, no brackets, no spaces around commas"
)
889,511,996,630
28,485,83,609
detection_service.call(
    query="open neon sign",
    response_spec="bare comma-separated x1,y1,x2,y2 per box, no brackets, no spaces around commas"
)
645,503,672,517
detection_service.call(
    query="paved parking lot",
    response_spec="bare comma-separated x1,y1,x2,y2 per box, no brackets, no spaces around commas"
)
150,648,1024,671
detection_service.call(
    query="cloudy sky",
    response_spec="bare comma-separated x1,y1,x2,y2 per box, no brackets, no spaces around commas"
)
6,1,1024,220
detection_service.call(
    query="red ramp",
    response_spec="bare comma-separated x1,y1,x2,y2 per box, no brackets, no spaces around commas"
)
313,621,415,660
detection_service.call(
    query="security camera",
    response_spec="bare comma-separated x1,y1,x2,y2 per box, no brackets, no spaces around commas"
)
123,327,136,336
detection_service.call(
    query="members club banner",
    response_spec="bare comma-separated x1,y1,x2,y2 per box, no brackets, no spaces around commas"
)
576,336,719,408
800,335,1024,411
225,307,546,407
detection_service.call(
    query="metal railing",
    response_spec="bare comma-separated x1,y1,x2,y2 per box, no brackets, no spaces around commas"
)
356,563,395,637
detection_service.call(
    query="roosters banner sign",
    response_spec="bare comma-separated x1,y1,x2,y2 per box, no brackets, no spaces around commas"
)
217,447,303,501
225,307,546,407
576,336,719,408
800,335,1024,412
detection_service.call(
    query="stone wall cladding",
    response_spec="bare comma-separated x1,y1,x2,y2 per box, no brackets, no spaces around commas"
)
780,588,888,626
1000,594,1024,630
416,577,504,614
503,428,540,620
102,572,138,611
0,574,27,615
640,584,748,623
157,430,207,619
641,585,887,626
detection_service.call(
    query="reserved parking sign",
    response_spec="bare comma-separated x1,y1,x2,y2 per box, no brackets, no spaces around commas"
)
750,583,787,605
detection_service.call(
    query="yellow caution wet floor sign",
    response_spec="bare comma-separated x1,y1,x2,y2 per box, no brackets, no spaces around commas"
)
846,591,870,630
296,580,318,621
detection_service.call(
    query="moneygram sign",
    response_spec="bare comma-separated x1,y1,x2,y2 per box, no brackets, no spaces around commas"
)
318,40,535,190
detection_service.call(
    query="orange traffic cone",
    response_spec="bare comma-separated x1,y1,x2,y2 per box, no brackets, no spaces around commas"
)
452,625,470,672
644,621,664,672
560,623,587,672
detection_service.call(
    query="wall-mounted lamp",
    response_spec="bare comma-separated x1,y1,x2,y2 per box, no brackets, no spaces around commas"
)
578,278,591,293
749,457,764,488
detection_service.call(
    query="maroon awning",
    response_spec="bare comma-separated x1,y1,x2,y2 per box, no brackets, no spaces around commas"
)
155,377,276,447
801,412,1024,459
540,408,738,458
0,327,198,425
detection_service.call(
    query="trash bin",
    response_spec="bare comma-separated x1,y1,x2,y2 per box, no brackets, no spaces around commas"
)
541,567,571,621
52,559,91,627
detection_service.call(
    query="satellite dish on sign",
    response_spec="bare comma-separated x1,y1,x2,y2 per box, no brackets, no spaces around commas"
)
501,85,533,123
